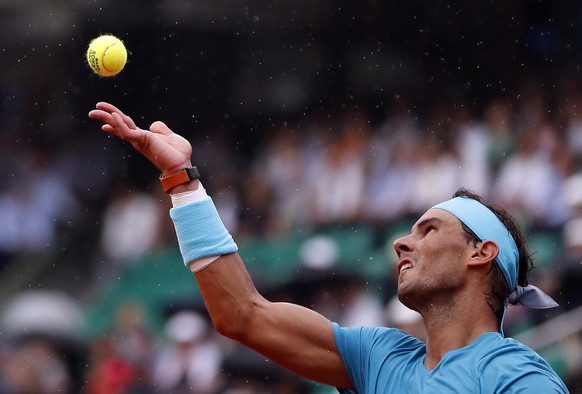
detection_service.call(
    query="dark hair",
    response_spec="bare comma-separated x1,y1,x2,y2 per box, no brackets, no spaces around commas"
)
452,188,533,321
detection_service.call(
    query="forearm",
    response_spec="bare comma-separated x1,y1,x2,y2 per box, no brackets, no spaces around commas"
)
169,183,262,337
167,176,351,387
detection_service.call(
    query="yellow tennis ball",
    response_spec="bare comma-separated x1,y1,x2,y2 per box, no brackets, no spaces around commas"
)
86,35,127,77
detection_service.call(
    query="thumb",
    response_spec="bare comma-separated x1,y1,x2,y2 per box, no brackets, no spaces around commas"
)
150,121,173,135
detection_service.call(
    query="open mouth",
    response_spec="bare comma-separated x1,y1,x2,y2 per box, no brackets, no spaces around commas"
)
398,261,413,275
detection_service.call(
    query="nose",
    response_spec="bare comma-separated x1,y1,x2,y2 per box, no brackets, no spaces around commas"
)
393,234,413,258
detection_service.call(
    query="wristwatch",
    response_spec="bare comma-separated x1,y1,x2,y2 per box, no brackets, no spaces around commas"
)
159,166,200,193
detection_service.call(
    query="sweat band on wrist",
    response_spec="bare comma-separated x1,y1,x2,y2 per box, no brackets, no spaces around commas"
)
171,181,207,207
170,196,238,266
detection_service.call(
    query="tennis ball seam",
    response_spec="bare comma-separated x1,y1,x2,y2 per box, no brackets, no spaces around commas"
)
101,43,120,73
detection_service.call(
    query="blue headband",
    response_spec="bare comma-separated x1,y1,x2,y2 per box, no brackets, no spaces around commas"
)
431,196,558,312
432,196,519,290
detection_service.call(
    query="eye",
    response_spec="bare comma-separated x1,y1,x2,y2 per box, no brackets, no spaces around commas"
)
425,225,437,234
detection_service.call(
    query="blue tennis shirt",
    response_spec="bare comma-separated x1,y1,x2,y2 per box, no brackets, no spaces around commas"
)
332,323,568,393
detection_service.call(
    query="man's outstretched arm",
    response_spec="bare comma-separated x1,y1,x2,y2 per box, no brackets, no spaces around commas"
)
88,102,353,389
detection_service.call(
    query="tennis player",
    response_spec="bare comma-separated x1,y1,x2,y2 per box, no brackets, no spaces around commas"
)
89,102,569,393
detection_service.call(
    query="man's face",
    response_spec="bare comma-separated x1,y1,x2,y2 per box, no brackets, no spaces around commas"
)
392,209,475,311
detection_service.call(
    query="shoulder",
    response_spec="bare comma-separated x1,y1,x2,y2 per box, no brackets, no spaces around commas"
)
474,333,553,365
475,334,568,393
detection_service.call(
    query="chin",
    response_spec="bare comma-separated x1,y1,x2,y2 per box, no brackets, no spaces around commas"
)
396,288,411,307
397,287,421,313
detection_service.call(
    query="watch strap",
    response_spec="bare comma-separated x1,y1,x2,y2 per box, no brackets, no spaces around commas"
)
160,167,200,193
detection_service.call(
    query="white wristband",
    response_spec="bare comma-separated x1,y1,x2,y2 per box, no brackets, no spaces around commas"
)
171,181,208,207
187,255,221,273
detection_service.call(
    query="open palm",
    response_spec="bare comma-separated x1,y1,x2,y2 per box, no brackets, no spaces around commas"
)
88,102,192,174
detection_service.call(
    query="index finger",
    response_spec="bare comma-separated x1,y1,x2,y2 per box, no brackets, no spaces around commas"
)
88,108,114,127
94,102,138,129
88,109,144,142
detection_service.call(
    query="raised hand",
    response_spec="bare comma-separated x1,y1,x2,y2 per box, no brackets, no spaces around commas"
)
88,102,192,176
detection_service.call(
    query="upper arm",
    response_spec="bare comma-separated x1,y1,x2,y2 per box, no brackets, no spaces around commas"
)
244,298,353,388
194,253,354,389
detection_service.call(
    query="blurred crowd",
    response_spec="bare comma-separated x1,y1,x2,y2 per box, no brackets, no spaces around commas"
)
2,77,582,392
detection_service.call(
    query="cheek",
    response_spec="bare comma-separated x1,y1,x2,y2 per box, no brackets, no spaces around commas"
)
421,246,465,276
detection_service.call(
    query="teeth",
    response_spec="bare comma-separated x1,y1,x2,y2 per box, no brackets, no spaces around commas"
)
400,263,412,273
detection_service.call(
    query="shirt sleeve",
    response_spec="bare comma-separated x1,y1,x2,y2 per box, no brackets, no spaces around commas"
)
331,322,415,394
331,322,364,394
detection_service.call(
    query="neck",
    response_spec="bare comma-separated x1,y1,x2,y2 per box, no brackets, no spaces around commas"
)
419,292,499,370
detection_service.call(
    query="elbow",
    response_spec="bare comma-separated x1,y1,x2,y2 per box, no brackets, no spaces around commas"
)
211,300,258,342
213,316,245,340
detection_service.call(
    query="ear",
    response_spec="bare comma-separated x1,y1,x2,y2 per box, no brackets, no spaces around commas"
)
467,240,499,267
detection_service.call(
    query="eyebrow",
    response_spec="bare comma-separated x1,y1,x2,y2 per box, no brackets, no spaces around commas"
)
411,216,445,233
